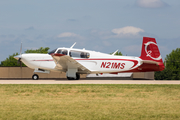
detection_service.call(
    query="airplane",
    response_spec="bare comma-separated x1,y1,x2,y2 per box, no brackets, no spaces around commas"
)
14,37,165,80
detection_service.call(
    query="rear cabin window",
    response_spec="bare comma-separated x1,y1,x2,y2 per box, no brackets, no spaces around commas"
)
69,50,90,58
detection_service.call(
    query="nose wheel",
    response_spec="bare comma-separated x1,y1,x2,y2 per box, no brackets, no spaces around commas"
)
32,74,39,80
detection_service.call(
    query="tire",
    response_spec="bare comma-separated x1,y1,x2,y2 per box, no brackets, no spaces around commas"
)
67,74,80,80
32,74,39,80
67,77,74,80
75,74,80,80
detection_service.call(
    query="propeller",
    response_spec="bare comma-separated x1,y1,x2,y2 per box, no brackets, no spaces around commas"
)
17,42,22,67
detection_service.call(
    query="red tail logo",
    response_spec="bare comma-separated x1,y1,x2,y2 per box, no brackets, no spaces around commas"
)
139,37,165,71
140,37,163,63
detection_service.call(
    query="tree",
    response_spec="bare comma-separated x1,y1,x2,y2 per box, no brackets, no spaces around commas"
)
25,47,50,54
155,48,180,80
155,68,173,80
0,53,25,67
0,47,50,67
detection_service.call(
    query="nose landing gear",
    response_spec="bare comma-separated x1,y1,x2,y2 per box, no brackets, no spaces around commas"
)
32,73,80,80
32,74,39,80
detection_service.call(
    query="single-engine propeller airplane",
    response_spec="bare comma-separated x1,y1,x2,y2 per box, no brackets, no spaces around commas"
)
14,37,165,80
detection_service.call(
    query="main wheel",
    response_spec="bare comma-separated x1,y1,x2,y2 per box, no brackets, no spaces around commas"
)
32,74,39,80
67,74,80,80
75,74,80,80
67,77,74,80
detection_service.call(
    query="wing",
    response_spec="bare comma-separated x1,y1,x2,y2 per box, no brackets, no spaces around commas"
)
51,53,91,74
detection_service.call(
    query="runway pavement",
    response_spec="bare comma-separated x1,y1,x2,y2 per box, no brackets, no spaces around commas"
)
0,79,180,84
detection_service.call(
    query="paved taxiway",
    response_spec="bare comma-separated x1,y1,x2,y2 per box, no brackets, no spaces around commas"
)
0,79,180,84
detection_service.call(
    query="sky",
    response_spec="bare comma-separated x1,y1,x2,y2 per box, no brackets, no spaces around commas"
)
0,0,180,61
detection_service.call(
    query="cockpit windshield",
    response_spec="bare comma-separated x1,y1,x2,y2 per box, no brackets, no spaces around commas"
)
48,49,57,54
57,49,68,55
48,48,68,55
48,48,90,58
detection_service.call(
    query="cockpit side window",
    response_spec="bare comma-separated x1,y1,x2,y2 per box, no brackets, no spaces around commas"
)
57,50,62,54
86,53,90,58
48,49,57,55
69,50,90,58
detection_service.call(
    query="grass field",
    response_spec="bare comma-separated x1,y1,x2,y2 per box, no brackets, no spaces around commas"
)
0,84,180,120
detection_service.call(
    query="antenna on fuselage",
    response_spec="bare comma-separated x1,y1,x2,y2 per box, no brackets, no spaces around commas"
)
112,49,119,55
70,42,76,49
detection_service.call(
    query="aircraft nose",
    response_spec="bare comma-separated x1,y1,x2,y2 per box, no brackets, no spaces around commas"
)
14,55,22,60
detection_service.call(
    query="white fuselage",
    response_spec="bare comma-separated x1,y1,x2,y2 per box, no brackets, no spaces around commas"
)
20,47,142,74
21,54,56,71
14,37,164,80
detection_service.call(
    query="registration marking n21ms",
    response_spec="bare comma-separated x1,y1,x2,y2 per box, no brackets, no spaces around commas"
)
100,62,125,69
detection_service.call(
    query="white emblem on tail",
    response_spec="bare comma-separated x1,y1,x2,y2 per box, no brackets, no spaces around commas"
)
145,42,162,60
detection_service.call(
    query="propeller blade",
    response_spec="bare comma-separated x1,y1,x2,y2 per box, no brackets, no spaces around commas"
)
17,58,22,67
17,58,21,64
20,42,22,56
18,58,21,62
15,42,23,67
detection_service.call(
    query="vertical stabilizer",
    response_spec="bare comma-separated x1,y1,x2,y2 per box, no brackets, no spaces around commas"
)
140,37,162,62
140,37,164,71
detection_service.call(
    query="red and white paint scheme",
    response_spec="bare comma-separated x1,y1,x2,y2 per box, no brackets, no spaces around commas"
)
14,37,165,80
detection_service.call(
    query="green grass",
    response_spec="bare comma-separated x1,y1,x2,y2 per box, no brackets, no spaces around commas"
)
0,84,180,120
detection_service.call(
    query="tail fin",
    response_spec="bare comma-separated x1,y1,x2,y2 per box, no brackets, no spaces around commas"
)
140,37,164,71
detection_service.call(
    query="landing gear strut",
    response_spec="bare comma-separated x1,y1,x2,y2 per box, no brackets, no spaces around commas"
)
67,74,80,80
32,74,39,80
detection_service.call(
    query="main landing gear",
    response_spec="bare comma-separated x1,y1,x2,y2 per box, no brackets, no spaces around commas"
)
32,74,39,80
32,73,80,80
67,74,80,80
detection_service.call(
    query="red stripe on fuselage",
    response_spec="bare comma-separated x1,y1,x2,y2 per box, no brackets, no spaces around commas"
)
52,53,66,56
31,58,139,69
32,60,54,61
75,58,139,69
